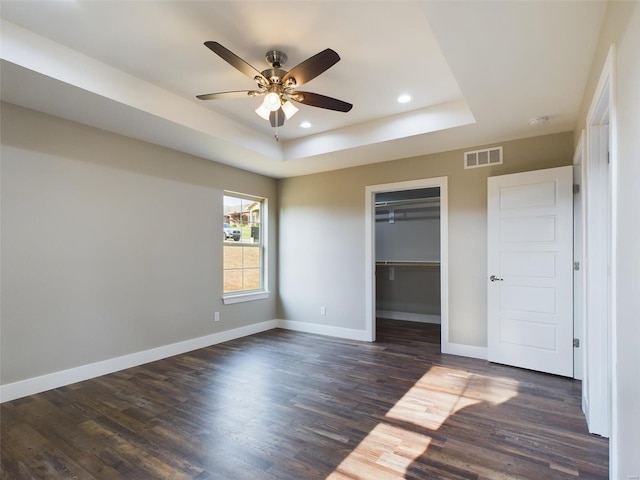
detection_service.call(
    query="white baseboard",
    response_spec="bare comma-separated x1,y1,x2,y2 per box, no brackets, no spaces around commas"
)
276,319,370,342
0,320,278,403
376,310,441,324
3,317,448,403
441,341,487,360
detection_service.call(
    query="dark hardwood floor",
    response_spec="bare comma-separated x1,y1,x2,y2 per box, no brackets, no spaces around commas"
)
1,319,608,479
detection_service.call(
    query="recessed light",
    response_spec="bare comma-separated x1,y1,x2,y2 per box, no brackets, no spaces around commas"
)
300,121,312,128
397,94,412,104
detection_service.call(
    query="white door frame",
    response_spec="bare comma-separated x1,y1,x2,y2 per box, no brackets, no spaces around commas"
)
573,131,586,382
364,177,448,345
583,44,617,442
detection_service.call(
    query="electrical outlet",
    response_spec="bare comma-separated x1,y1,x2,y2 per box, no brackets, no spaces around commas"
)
214,312,220,322
320,306,326,316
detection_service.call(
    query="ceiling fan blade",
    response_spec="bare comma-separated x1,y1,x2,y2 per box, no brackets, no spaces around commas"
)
204,41,267,83
269,109,285,127
282,49,340,86
196,90,261,101
292,91,353,112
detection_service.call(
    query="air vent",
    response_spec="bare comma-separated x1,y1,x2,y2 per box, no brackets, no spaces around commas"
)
464,146,503,169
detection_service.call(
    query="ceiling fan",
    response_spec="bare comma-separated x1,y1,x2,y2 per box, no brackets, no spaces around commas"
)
197,42,353,134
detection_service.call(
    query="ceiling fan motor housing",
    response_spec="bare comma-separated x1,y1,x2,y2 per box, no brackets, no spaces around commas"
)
261,68,288,85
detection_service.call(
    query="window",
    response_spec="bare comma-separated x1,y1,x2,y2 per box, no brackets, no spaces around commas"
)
222,192,268,303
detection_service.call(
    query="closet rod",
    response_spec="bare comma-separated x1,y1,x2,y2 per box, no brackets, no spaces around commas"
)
375,197,440,208
376,261,440,268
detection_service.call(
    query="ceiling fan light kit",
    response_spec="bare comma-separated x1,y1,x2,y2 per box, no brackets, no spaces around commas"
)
263,91,281,112
255,103,271,121
281,100,299,119
197,41,353,138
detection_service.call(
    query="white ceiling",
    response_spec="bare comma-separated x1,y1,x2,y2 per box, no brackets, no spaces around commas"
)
0,1,607,178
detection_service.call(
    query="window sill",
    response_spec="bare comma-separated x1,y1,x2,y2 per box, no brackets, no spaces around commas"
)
222,291,270,305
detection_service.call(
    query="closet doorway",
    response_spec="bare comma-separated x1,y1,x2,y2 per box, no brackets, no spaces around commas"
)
364,177,448,348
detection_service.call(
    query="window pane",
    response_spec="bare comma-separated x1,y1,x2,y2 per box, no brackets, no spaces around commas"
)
223,245,242,269
242,268,261,290
243,246,260,269
224,269,243,293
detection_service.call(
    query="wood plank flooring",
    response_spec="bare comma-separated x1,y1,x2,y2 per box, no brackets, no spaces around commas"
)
1,319,608,479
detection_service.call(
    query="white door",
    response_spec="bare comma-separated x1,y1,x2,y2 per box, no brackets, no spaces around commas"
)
487,166,573,377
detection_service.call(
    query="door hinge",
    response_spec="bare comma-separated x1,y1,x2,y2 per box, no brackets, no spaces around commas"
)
573,184,580,194
573,338,580,348
573,261,580,271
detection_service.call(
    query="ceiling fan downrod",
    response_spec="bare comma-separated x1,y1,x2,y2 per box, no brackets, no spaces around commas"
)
265,50,287,69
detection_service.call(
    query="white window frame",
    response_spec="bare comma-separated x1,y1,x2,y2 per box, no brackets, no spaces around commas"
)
222,192,269,305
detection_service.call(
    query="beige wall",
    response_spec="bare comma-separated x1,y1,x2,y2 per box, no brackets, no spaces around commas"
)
574,1,640,476
0,102,278,385
277,132,573,347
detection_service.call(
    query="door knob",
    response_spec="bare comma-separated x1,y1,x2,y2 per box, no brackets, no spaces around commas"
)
490,275,504,282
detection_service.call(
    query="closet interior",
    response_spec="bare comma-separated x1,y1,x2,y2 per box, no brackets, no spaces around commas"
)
375,187,441,328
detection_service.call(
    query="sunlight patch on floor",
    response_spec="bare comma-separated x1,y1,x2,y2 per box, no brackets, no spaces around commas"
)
327,366,519,479
327,423,432,480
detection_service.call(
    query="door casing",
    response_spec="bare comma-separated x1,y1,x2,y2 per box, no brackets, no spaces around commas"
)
582,44,616,442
